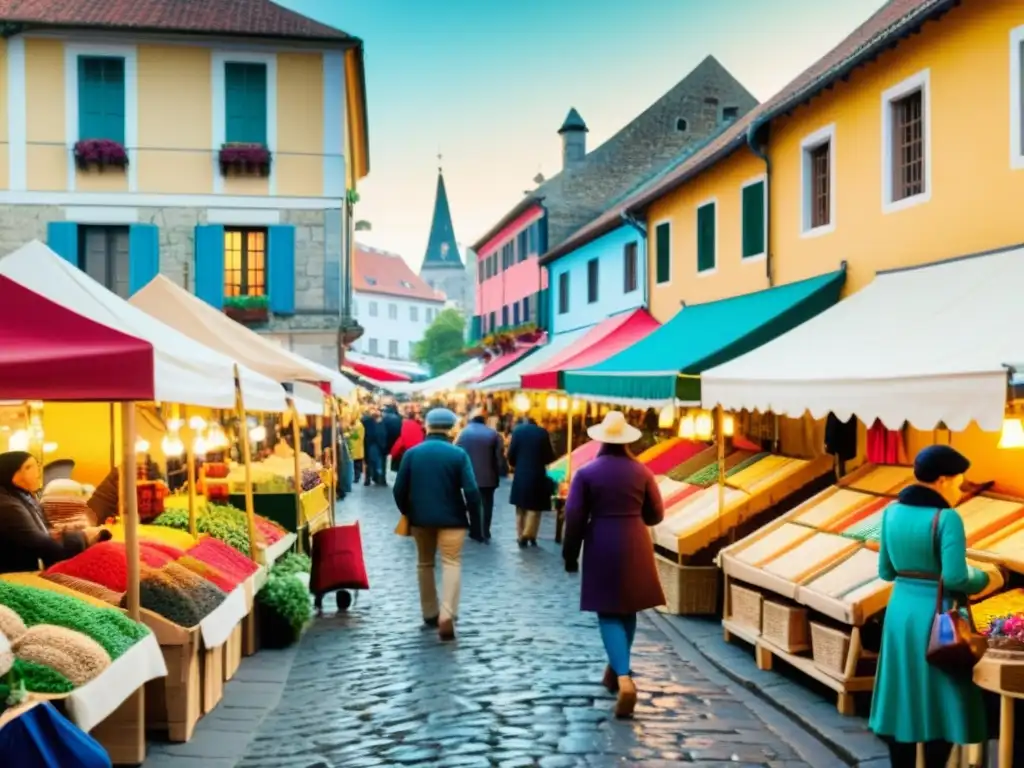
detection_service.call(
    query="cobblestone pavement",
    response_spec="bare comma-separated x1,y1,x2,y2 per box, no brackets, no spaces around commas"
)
226,482,823,768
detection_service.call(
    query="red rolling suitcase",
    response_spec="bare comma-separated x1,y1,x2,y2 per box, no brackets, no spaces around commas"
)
309,521,370,613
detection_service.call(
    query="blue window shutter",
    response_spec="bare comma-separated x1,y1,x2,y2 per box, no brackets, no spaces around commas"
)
78,57,125,143
225,62,267,145
194,224,225,307
268,225,296,315
46,222,79,265
128,224,160,295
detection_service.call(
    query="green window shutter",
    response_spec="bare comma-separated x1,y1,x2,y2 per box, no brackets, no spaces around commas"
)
78,56,125,144
697,203,716,273
742,181,766,258
225,62,268,145
655,223,671,284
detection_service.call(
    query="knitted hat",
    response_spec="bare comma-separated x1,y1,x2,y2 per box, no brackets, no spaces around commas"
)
914,444,971,483
13,624,112,687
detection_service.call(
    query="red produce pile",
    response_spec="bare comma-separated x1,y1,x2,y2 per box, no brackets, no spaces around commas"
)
140,542,184,568
187,538,259,584
45,541,128,592
254,516,285,545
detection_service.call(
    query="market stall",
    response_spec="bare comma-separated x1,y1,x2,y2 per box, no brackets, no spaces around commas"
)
388,358,483,398
470,326,591,393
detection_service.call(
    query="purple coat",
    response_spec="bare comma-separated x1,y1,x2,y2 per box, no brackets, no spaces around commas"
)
562,446,666,614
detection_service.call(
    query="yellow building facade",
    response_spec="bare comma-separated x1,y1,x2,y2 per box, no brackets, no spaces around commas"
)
1,11,369,367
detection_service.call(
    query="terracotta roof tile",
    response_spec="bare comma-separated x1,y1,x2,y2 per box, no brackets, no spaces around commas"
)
0,0,352,41
546,0,949,258
353,245,446,303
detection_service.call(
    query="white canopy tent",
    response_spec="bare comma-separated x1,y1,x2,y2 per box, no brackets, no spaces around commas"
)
131,276,353,398
700,248,1024,433
0,241,287,412
389,358,483,396
470,327,590,393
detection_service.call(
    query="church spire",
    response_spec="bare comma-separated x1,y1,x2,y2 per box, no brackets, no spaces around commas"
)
421,158,462,269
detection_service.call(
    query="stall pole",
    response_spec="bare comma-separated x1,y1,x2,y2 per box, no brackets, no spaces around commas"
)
233,366,259,563
565,398,575,482
328,396,339,526
715,406,727,540
182,406,198,537
120,402,141,621
288,397,304,555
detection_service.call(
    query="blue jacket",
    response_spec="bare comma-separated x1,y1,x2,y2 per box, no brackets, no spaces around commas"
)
455,419,506,489
393,434,483,530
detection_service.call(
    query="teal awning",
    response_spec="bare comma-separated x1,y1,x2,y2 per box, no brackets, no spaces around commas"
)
563,269,846,403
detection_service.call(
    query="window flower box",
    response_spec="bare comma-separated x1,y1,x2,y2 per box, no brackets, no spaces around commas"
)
219,143,272,178
224,295,269,324
73,139,129,172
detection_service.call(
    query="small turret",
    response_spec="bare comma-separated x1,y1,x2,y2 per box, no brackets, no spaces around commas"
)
558,108,588,170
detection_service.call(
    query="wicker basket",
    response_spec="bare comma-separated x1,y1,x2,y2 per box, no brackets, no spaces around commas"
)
655,555,719,615
810,622,850,675
730,583,763,633
761,600,810,652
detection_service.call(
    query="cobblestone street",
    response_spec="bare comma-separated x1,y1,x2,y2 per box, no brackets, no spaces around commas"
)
214,482,827,768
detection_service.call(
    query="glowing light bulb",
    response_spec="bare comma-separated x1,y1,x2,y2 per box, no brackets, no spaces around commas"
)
545,394,558,411
167,418,184,431
192,436,208,457
694,411,714,441
161,435,184,457
249,425,267,443
189,416,207,431
723,413,735,438
43,442,58,454
513,393,531,413
558,397,569,413
135,438,150,453
658,404,675,429
8,430,29,451
998,417,1024,449
678,415,695,440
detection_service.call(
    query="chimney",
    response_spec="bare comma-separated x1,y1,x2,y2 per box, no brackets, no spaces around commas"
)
558,107,588,171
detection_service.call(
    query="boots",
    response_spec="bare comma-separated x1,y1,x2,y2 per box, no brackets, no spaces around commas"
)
614,676,637,719
601,665,619,693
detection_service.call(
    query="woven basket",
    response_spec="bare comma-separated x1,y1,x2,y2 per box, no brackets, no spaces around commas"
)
761,600,810,652
655,555,718,615
810,621,850,675
729,583,763,633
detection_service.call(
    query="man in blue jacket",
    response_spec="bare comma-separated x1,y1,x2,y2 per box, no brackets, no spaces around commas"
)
393,408,482,641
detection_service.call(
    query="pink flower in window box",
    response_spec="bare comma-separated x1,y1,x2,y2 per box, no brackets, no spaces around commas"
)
219,143,272,178
73,139,129,171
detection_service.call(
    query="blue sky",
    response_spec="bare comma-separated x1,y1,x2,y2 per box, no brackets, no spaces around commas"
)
279,0,887,269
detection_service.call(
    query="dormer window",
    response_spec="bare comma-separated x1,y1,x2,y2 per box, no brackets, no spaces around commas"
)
675,118,688,132
722,106,739,123
365,277,377,286
400,280,412,289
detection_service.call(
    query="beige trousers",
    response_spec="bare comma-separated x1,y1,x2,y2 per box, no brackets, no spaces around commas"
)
411,527,466,622
515,507,541,540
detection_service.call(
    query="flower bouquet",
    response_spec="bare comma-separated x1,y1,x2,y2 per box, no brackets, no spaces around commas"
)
73,139,129,172
983,612,1024,659
219,143,272,177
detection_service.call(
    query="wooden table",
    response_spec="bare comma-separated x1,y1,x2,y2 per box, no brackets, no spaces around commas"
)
974,653,1024,768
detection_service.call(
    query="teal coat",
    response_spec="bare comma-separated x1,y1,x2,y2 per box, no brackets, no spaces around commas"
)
868,484,989,745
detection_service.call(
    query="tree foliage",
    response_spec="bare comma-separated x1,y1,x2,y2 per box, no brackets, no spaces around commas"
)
413,308,467,376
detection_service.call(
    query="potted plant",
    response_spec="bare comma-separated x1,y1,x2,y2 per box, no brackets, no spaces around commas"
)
224,295,270,324
73,139,129,172
218,143,272,177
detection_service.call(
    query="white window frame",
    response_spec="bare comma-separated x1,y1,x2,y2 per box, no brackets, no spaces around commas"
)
64,43,139,193
1010,26,1024,170
368,338,378,355
651,218,673,286
881,68,931,214
369,300,378,317
739,174,768,261
388,302,398,320
799,124,836,238
212,50,278,196
695,198,718,277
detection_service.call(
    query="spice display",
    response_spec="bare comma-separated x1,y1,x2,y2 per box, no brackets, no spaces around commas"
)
3,572,112,609
0,582,148,659
0,605,27,643
106,522,197,551
186,538,260,583
177,556,237,592
45,541,129,592
677,452,768,486
131,562,227,627
153,503,284,554
13,625,111,687
41,574,124,605
0,658,75,695
842,510,884,542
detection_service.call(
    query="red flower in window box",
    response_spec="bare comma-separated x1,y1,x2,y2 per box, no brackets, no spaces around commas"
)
219,143,272,177
224,295,269,324
73,139,129,172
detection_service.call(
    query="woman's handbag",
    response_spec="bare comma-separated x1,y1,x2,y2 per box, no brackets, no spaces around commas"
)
925,510,987,671
394,514,411,537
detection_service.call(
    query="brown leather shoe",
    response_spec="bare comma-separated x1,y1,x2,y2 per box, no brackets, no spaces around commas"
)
438,617,456,641
614,676,637,719
602,665,619,693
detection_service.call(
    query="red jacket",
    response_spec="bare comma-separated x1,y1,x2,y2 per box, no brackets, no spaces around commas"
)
391,418,425,459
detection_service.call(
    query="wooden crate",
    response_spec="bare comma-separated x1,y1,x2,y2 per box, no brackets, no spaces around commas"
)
810,621,852,676
223,623,243,681
145,628,201,743
729,583,763,633
89,689,145,766
201,642,225,715
655,555,718,615
762,600,810,653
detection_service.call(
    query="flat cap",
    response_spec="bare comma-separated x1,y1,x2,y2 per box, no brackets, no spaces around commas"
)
425,407,457,431
914,444,971,483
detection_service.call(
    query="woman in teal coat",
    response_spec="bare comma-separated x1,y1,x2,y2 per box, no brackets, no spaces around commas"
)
868,444,996,767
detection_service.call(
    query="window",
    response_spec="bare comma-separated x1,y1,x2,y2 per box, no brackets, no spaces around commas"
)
500,243,511,270
522,296,530,323
224,227,266,297
517,230,529,262
78,57,126,144
527,223,537,255
478,262,485,284
696,201,717,274
675,118,688,132
225,62,268,145
586,258,599,304
388,303,397,320
722,106,739,122
79,226,129,298
489,311,496,330
409,305,419,322
882,70,930,211
369,301,378,317
800,125,834,235
513,303,520,325
365,276,377,286
623,242,638,293
426,307,435,323
502,306,509,327
558,272,569,314
388,340,399,358
368,338,378,355
1012,28,1024,167
741,179,767,259
400,280,412,289
408,341,416,358
654,222,671,284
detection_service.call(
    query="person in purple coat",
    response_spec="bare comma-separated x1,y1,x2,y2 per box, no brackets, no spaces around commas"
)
562,411,666,719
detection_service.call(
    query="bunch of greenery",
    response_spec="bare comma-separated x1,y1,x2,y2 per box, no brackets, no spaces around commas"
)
256,572,311,646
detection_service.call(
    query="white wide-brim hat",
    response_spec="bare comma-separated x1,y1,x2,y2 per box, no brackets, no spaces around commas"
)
587,410,641,445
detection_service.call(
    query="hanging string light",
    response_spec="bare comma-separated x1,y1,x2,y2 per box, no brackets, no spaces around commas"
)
694,410,714,441
658,404,675,429
678,412,696,439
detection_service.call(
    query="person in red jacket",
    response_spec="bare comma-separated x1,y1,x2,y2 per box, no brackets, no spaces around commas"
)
390,408,426,474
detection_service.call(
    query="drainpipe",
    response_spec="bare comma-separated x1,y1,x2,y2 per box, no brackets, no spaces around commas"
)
620,211,648,308
746,120,773,287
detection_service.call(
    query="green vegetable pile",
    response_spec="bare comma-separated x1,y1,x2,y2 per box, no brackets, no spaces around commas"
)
272,553,311,577
0,659,75,696
0,582,149,659
154,503,251,554
256,558,312,647
671,452,770,485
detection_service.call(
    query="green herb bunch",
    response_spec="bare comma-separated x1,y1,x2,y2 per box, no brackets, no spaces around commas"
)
256,573,310,640
154,503,251,554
